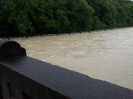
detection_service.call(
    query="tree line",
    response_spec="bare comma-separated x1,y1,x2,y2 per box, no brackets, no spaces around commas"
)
0,0,133,37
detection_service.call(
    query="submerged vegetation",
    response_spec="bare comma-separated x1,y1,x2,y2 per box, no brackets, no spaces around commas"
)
0,0,133,37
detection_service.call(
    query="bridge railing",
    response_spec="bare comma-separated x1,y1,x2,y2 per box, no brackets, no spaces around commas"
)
0,38,133,99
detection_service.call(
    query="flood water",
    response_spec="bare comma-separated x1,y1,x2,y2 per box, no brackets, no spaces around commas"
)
12,27,133,90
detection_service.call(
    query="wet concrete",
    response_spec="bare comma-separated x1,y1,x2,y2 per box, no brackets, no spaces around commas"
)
0,56,133,99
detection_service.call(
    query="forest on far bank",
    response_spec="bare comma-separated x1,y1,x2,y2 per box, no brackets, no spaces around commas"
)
0,0,133,37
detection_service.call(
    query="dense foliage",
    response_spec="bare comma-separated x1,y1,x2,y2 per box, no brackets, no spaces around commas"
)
0,0,133,37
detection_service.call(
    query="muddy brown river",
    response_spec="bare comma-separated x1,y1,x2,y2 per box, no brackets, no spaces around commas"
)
12,27,133,90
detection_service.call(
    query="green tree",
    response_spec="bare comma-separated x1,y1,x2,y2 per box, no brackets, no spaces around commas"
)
0,0,133,37
66,0,94,32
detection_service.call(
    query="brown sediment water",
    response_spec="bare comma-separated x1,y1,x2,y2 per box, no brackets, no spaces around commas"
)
12,27,133,90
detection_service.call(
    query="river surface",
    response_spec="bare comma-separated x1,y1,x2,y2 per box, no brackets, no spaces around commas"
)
12,27,133,90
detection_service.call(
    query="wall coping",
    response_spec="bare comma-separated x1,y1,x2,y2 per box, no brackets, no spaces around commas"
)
0,56,133,99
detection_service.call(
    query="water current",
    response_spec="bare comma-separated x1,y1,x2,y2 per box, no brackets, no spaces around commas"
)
12,27,133,90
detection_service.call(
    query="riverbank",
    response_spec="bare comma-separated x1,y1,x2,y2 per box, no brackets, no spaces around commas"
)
11,27,132,39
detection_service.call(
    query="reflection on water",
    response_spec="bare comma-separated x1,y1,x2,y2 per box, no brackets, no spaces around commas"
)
12,27,133,90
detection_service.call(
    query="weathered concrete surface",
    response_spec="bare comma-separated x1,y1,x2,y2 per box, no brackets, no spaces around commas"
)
0,56,133,99
0,38,26,59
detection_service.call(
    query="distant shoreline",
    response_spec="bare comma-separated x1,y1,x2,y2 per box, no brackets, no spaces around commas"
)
10,27,133,39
